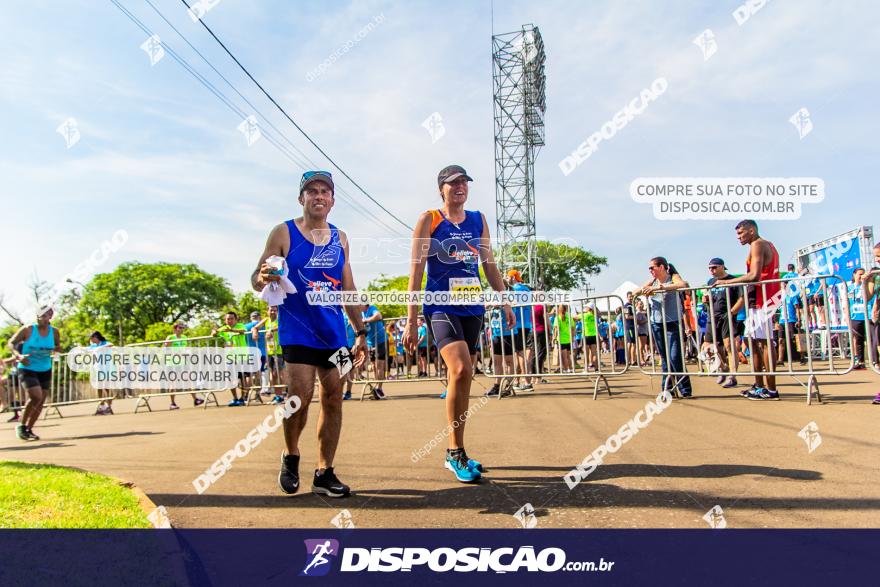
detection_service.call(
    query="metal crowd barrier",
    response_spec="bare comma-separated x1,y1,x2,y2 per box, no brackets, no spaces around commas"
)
862,269,880,375
483,295,632,400
126,334,238,411
351,315,449,401
1,362,27,420
635,274,854,405
39,334,232,417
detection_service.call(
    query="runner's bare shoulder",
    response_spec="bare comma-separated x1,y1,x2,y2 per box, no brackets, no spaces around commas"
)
268,222,291,256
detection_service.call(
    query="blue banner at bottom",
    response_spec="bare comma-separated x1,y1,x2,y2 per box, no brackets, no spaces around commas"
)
0,529,873,586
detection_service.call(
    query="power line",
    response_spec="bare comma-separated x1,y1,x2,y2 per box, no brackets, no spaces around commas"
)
140,0,407,237
179,0,413,232
108,0,407,237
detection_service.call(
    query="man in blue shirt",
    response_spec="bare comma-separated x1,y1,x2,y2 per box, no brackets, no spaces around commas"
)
506,270,535,391
417,317,429,377
598,319,610,354
361,304,387,399
245,311,268,396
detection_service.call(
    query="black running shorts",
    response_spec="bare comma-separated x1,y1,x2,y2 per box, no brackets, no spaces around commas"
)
20,368,51,389
492,336,514,356
424,312,483,355
282,344,343,370
513,328,533,352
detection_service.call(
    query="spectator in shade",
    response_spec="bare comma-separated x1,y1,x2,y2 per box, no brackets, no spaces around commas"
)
164,323,205,410
89,331,115,415
635,256,693,398
532,303,549,375
705,258,741,389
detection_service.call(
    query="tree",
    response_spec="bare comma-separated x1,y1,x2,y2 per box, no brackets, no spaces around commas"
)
235,291,268,319
75,262,234,344
144,322,174,342
0,323,19,359
365,274,411,319
502,240,607,290
0,294,23,326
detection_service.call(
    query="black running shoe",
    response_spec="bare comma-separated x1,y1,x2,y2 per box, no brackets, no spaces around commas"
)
25,427,40,441
15,425,27,441
278,453,300,495
312,467,351,498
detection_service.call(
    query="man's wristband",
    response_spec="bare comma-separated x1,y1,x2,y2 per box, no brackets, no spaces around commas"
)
356,329,367,338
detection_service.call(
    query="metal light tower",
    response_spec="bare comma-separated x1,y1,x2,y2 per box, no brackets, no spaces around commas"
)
492,24,546,285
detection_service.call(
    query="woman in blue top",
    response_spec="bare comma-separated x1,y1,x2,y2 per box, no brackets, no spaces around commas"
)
405,165,515,484
848,269,867,369
7,306,61,441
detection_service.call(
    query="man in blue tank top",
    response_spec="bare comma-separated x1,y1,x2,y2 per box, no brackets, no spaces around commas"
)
253,170,368,498
7,306,61,441
506,269,535,392
405,164,515,484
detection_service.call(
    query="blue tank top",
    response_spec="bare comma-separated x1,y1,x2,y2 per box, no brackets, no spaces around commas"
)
512,282,532,329
848,283,866,321
18,324,55,372
278,220,346,350
423,209,484,317
490,310,514,338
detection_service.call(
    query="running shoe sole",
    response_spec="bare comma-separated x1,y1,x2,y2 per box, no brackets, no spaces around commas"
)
445,461,481,483
311,486,351,498
278,472,299,495
748,393,780,401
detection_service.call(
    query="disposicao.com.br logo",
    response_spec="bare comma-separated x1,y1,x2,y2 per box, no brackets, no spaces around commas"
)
300,540,614,574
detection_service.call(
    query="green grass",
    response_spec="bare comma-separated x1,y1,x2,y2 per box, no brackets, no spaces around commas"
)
0,461,152,528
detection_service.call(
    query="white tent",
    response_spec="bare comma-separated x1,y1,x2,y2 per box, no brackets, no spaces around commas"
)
591,280,640,312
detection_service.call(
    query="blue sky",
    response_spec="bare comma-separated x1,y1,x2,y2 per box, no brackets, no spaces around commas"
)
1,0,878,319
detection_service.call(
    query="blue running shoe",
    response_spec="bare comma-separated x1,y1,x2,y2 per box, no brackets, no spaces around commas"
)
468,458,484,473
748,388,780,401
343,391,351,401
439,390,447,399
445,449,481,483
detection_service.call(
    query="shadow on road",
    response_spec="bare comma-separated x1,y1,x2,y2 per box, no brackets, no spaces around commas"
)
0,442,71,451
54,431,164,441
147,462,850,519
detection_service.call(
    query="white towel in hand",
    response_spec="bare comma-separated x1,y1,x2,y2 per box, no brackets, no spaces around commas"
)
259,255,297,305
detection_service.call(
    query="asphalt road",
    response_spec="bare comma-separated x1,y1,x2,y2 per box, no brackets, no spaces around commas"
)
2,370,878,529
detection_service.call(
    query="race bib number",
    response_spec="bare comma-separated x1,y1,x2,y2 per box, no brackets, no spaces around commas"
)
449,277,482,293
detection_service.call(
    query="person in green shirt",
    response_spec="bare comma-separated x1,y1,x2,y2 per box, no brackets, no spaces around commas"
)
553,304,575,373
164,322,205,410
581,303,599,371
211,311,251,406
256,306,286,404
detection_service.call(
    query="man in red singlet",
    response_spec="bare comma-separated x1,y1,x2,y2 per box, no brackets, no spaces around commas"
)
714,220,781,400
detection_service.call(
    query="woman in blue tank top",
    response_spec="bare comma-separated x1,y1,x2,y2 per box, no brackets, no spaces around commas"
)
253,170,368,499
7,306,60,441
404,164,515,484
